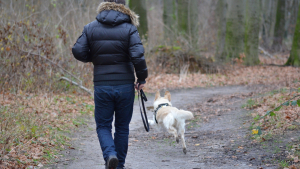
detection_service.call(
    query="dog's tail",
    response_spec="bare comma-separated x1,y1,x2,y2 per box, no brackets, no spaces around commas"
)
176,110,194,120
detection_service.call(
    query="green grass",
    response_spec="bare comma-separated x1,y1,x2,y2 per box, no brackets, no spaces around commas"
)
287,125,297,130
187,118,200,129
278,160,289,168
242,98,259,109
273,146,281,154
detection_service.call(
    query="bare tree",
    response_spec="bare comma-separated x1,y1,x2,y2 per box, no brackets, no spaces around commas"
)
244,0,261,65
261,0,278,49
223,0,245,62
129,0,148,36
215,0,228,62
272,0,285,51
146,0,164,50
163,0,177,43
286,2,300,66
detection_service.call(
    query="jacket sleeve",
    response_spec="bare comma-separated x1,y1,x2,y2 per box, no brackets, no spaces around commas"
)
129,25,148,84
72,26,92,63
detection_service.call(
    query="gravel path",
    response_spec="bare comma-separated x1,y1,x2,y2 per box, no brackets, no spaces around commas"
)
47,86,279,169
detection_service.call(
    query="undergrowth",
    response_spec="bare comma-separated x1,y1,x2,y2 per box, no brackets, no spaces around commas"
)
246,86,300,168
0,93,94,168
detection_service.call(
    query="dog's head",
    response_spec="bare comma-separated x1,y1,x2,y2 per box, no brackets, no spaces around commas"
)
153,91,172,109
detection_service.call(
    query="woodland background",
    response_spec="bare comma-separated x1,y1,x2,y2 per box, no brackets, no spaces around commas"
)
1,0,300,168
0,0,299,93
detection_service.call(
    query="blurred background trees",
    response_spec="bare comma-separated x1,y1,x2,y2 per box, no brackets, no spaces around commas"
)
286,1,300,66
0,0,299,93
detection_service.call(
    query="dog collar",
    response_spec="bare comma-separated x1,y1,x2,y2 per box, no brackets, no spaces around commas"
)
154,103,170,124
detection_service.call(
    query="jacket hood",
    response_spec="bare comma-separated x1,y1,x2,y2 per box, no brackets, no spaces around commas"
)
96,2,139,27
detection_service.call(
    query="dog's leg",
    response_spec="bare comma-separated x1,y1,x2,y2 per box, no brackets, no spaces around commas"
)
167,126,179,143
148,120,156,125
179,127,187,154
148,115,156,126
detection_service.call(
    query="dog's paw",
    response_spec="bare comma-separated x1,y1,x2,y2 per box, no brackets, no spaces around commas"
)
148,120,155,125
183,148,187,154
176,137,179,143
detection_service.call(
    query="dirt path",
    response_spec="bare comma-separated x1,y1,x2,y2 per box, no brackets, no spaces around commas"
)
47,86,279,169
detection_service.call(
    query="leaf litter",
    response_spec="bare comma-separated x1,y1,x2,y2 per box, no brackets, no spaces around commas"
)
0,65,300,168
0,93,94,169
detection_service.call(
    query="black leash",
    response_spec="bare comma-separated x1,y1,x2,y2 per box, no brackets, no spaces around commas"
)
137,86,150,132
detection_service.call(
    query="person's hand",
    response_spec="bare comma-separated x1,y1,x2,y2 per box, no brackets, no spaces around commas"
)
135,83,145,90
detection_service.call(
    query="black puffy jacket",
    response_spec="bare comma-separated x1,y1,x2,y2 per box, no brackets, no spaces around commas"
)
72,2,148,86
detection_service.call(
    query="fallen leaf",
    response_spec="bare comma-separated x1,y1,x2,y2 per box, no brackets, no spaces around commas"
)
294,156,299,163
252,129,258,135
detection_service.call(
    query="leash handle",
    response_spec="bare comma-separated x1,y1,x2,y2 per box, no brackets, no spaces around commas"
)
137,84,150,132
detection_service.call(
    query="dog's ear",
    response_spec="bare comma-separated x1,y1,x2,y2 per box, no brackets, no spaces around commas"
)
164,91,171,101
155,91,161,101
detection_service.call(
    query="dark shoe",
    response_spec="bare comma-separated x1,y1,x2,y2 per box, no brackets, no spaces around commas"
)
106,155,119,169
116,167,125,169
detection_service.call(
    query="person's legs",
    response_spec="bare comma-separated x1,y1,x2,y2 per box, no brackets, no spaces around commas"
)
94,86,117,162
113,84,135,168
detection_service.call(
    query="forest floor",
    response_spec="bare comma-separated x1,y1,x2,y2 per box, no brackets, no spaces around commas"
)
46,84,299,169
1,64,300,169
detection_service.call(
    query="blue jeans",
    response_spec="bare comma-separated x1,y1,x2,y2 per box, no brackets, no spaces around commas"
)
94,84,134,168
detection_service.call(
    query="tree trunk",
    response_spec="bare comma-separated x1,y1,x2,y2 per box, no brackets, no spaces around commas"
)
187,0,199,46
146,0,164,49
177,0,189,35
272,0,285,51
261,0,278,49
129,0,148,36
244,0,261,65
176,0,199,44
223,0,245,62
163,0,177,42
286,2,300,66
287,0,300,40
215,0,228,62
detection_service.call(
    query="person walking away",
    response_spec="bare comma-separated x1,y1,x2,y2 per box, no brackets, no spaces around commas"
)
72,0,148,168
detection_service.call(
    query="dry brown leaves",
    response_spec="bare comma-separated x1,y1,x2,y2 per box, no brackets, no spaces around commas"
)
250,88,300,136
0,92,94,168
144,66,300,93
0,62,299,168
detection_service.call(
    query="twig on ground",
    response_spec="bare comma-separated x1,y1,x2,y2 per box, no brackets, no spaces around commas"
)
259,46,274,59
7,138,34,155
261,94,300,119
59,77,93,96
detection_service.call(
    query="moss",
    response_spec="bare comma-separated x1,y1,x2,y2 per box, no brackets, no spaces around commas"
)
272,0,285,51
286,2,300,66
129,0,148,36
177,0,188,34
244,0,260,65
223,0,245,62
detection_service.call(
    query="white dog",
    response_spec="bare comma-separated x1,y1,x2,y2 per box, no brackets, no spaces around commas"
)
148,91,194,154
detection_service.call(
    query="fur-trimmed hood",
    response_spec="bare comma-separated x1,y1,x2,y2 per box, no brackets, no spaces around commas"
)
96,2,139,27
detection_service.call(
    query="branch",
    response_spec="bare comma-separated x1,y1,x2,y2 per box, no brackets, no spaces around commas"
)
20,49,82,85
261,94,300,119
60,77,93,96
259,46,274,59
